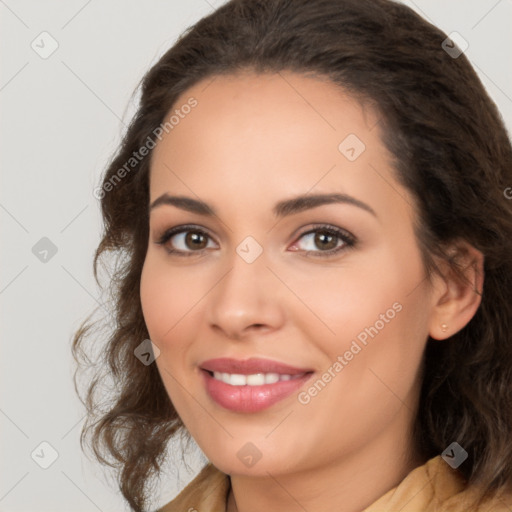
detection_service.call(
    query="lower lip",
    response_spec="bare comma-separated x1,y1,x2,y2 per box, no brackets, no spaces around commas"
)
201,370,313,413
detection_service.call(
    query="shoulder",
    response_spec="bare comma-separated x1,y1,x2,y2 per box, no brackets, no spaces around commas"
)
363,455,512,512
428,456,512,512
157,462,230,512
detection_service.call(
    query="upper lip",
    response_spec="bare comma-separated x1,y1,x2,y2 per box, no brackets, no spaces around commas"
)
200,357,313,375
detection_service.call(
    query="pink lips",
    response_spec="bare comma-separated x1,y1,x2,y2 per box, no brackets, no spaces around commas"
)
200,357,313,413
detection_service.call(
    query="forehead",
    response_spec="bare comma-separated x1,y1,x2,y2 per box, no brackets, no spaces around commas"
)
148,71,411,225
157,70,381,153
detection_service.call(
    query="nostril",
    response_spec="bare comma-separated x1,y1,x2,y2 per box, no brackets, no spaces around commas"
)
247,323,267,330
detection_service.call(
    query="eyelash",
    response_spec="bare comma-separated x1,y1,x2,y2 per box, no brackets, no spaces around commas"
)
155,223,357,259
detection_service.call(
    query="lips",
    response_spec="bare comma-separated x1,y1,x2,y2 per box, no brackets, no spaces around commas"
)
200,357,314,413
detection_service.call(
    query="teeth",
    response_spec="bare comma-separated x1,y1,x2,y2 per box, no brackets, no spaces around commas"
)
247,373,266,385
212,371,300,386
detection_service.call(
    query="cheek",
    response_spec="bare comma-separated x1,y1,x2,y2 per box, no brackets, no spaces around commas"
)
302,264,402,345
139,255,192,344
140,257,166,339
140,258,195,397
302,294,428,437
314,243,429,372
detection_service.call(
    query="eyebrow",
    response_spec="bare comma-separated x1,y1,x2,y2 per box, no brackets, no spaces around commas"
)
149,192,377,218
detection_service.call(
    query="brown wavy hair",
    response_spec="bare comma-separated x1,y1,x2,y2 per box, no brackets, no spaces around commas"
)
71,0,512,510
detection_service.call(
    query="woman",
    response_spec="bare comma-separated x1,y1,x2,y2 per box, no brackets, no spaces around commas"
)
72,0,512,511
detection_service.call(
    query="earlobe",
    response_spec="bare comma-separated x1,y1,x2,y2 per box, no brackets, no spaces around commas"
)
428,242,484,341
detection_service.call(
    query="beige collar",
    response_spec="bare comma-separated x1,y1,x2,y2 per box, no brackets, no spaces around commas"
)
158,455,512,512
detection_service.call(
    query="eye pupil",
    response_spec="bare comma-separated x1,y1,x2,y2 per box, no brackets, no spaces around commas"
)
186,232,207,249
315,231,337,250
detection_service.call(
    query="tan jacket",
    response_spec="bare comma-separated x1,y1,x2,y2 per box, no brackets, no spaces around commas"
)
158,455,512,511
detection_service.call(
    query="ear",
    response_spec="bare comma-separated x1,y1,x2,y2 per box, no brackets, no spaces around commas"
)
428,241,484,341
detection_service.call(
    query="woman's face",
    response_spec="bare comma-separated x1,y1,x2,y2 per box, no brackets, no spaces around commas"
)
140,71,438,476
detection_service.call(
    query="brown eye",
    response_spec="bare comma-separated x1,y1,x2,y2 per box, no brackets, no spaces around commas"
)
156,225,217,256
313,231,339,251
184,231,208,250
290,225,356,258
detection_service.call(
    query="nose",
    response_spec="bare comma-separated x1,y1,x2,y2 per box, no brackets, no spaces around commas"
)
206,248,286,341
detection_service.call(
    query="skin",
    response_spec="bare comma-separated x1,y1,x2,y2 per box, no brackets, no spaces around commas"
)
140,71,484,512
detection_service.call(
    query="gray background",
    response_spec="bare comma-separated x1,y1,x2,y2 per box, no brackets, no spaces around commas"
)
1,1,511,511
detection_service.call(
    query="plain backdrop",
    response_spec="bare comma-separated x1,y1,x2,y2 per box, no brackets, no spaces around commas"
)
1,1,511,511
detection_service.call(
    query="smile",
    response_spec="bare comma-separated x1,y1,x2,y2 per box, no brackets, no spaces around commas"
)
199,357,314,413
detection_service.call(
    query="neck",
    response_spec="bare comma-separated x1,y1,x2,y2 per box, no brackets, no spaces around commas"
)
226,410,427,512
